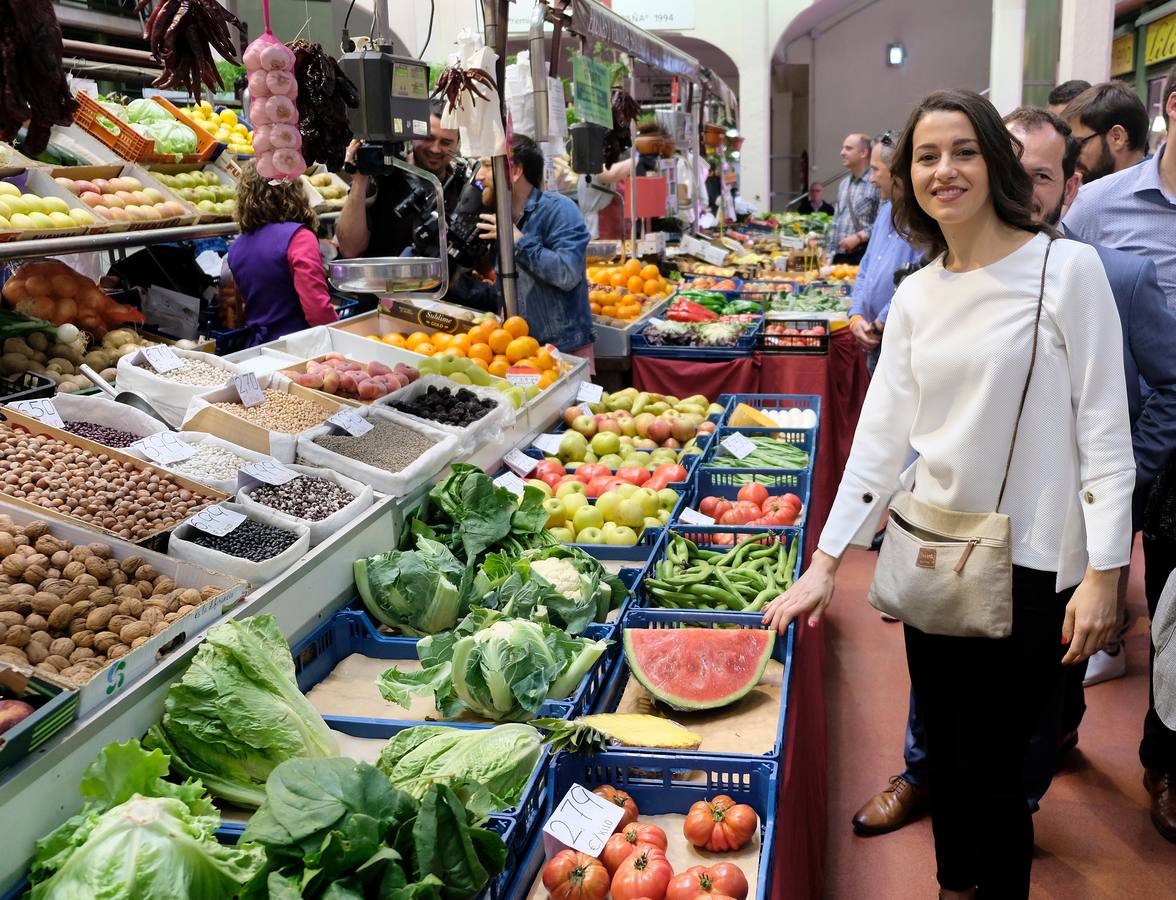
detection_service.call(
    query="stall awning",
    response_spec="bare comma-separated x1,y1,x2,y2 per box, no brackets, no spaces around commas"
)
569,0,700,80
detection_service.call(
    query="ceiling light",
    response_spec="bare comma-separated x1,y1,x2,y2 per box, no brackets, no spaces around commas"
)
887,43,905,66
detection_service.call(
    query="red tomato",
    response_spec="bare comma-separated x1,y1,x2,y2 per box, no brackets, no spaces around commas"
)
781,492,802,510
710,532,735,546
712,500,733,520
535,460,566,480
665,863,749,900
745,517,769,527
736,482,769,506
734,501,762,517
542,850,610,900
573,468,594,484
592,785,639,831
760,496,786,514
654,463,688,483
699,495,722,518
540,472,563,488
617,466,651,485
579,463,610,482
605,477,629,493
587,475,614,498
601,821,668,874
611,847,675,900
682,795,759,852
718,509,747,526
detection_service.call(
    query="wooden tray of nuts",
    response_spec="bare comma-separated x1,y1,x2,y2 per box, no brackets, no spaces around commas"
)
0,503,246,717
0,407,227,546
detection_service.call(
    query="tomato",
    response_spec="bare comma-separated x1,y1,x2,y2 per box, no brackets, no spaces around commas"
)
666,864,749,900
611,847,675,900
654,463,688,483
710,532,735,546
745,517,769,527
734,500,762,515
579,463,610,482
760,496,786,514
781,493,802,510
542,849,610,900
535,460,566,480
618,466,651,485
573,468,594,484
718,509,746,526
683,795,758,852
699,496,721,518
586,475,614,498
712,500,733,520
736,483,769,506
645,474,669,491
592,785,639,831
601,822,669,873
540,472,563,488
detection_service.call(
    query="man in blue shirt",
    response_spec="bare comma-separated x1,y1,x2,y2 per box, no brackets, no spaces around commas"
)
846,130,922,374
476,135,594,357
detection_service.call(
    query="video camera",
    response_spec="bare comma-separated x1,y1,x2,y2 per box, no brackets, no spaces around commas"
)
411,174,488,270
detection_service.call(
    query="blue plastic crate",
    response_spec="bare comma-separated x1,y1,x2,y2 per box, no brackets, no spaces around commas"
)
514,427,709,487
290,610,600,725
594,608,795,761
211,326,251,355
502,750,779,900
332,295,361,320
680,468,811,527
629,318,762,360
721,392,822,432
703,425,816,473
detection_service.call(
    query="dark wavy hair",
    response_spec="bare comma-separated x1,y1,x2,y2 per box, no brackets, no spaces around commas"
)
890,90,1043,260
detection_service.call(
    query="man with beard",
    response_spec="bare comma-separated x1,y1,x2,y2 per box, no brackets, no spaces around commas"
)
1061,82,1149,183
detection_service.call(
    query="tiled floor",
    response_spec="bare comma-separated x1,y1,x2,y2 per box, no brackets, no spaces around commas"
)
823,539,1176,898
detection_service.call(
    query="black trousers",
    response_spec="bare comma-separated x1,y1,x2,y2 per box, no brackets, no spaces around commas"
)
1140,533,1176,771
832,248,867,265
904,567,1072,897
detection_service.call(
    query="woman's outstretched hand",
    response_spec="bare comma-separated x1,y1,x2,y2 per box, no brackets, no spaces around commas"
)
761,550,840,634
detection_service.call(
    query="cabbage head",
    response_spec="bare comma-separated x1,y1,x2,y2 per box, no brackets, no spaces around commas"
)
147,120,197,155
126,98,173,125
354,537,465,636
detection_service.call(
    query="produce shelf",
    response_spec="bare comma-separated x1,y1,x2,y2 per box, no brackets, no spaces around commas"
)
703,425,816,473
680,468,812,527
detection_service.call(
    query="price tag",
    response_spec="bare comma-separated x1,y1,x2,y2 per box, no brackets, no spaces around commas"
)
238,459,299,492
577,404,593,418
139,345,184,374
229,373,265,408
576,382,604,404
678,506,716,525
187,505,246,537
132,432,196,465
532,433,563,455
507,370,541,388
721,432,756,460
542,783,625,859
493,471,527,496
9,399,63,428
327,408,374,436
504,448,537,477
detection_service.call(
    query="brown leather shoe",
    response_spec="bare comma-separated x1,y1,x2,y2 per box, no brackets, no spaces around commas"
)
1143,769,1176,843
851,775,928,836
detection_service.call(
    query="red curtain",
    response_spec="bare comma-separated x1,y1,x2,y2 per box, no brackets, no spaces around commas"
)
631,353,762,398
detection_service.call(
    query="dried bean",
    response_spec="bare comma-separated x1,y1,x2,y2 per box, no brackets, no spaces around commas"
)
185,519,299,562
169,443,253,481
137,357,234,387
311,419,437,474
245,475,354,521
62,421,141,449
210,390,331,433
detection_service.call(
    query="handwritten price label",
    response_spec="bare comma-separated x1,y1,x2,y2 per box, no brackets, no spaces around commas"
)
576,382,604,404
327,409,373,436
507,371,541,388
721,432,756,460
9,399,63,428
492,471,527,496
238,459,299,493
229,373,265,408
678,506,716,526
541,783,625,859
131,432,196,465
187,505,246,537
139,345,184,374
504,448,537,477
532,433,563,455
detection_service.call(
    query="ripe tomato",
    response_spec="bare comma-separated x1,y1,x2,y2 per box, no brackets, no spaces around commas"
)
699,495,722,518
645,474,669,491
665,864,749,900
734,500,762,515
586,475,614,498
611,847,675,900
617,466,651,485
712,500,733,520
710,532,735,546
682,795,759,852
781,492,802,511
540,472,563,488
542,850,610,900
736,482,769,506
601,822,668,873
592,785,639,831
654,463,688,483
535,460,566,480
718,509,747,526
579,463,611,482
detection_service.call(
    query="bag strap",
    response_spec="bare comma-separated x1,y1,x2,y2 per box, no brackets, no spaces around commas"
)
846,178,862,234
996,236,1054,509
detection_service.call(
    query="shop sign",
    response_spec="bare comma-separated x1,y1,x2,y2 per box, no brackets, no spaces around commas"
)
1145,13,1176,66
610,0,697,31
572,56,613,128
1112,33,1136,76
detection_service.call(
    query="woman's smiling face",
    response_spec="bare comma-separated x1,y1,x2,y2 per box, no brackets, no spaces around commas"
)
910,110,992,229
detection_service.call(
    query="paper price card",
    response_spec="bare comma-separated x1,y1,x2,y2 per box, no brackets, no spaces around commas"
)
542,783,625,858
678,506,716,526
238,459,299,492
506,370,541,388
187,505,246,537
327,409,373,436
492,471,527,496
532,433,563,455
721,432,756,460
9,399,63,428
139,345,184,374
503,448,537,477
576,382,604,404
132,432,196,465
229,373,265,408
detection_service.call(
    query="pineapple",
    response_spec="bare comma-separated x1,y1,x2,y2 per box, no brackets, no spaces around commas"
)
533,713,703,753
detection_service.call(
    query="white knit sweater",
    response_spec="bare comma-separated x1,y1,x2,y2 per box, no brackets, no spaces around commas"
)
818,233,1136,590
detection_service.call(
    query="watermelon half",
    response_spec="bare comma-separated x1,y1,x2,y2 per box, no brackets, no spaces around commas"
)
623,627,775,711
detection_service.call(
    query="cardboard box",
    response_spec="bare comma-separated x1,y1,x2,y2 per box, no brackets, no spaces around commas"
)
147,162,237,224
47,163,199,231
0,168,93,242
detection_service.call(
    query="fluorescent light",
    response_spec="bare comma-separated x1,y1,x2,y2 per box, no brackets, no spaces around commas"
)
887,43,905,66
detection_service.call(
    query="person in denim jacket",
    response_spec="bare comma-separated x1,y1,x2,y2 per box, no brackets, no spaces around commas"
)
477,135,595,360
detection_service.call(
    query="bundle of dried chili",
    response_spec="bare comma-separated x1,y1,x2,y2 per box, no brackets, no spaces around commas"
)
291,41,358,172
0,0,78,156
136,0,243,102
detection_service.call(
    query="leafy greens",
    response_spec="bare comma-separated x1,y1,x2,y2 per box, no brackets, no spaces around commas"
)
355,536,466,637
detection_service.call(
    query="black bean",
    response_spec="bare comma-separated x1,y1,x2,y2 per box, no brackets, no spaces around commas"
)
186,519,299,562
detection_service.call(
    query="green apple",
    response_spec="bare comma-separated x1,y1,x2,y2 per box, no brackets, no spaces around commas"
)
656,508,671,524
614,483,639,499
572,505,604,534
599,453,624,470
657,488,679,511
634,488,660,518
615,498,646,528
559,430,588,463
448,372,472,384
525,478,552,498
595,491,621,523
643,516,663,530
589,431,621,456
627,451,652,468
548,525,576,543
606,525,639,546
543,497,567,528
576,526,603,544
561,492,590,517
555,480,587,499
583,450,598,464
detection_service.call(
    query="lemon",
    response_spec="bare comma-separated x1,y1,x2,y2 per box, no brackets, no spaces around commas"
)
219,109,237,126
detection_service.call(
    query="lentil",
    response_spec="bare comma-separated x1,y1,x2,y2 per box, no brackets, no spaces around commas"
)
136,357,233,387
62,421,141,449
186,519,298,561
170,443,253,481
210,390,332,433
245,475,355,521
312,419,437,473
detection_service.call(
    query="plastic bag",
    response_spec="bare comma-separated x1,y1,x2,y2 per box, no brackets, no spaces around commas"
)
441,36,506,158
115,348,241,428
243,30,305,179
374,373,514,452
504,51,568,144
235,463,373,546
167,501,310,585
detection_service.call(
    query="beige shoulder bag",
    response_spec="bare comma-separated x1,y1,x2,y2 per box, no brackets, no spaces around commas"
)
867,237,1053,638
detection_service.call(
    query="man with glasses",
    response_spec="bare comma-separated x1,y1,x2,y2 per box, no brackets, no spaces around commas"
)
1061,82,1149,183
827,133,880,264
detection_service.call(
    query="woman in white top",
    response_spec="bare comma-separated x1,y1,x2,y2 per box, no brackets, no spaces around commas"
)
761,90,1136,898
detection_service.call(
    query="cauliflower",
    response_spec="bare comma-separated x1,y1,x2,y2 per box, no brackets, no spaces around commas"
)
529,557,584,599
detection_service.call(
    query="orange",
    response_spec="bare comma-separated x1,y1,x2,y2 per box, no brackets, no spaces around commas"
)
535,348,556,370
640,264,660,281
488,328,512,354
469,357,490,372
383,333,407,347
468,342,493,363
623,258,641,276
610,271,628,288
601,304,618,318
622,294,638,306
415,342,436,356
449,332,471,352
467,322,492,346
644,279,662,296
431,331,452,349
627,275,646,294
589,302,602,315
505,337,533,363
447,345,466,358
488,358,510,378
538,370,557,389
503,316,529,338
406,331,430,348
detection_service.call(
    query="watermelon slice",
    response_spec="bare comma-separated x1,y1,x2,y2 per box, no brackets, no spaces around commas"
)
623,627,775,711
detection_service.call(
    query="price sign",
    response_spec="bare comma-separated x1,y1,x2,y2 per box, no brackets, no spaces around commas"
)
229,373,265,408
699,243,731,267
493,471,527,496
532,433,563,455
187,505,246,537
238,459,299,492
571,55,612,128
132,432,196,465
542,783,625,858
9,399,63,428
507,370,541,388
327,409,373,437
504,448,537,477
576,382,604,404
721,432,756,460
577,404,593,418
678,506,716,526
139,345,184,374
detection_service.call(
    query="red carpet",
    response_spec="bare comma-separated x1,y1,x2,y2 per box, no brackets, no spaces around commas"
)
824,537,1176,898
